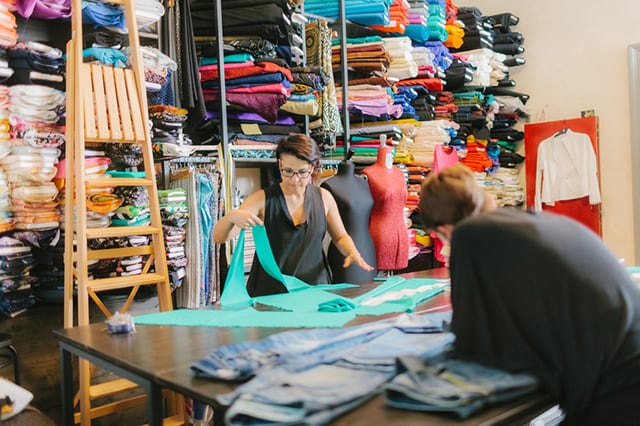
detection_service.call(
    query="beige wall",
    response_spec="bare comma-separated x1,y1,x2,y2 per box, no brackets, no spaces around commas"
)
456,0,638,263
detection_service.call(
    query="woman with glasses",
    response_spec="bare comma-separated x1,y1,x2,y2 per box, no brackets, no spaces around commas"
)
419,163,640,425
214,133,373,296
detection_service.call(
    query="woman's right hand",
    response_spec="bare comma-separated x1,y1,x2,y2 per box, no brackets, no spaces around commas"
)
228,209,264,230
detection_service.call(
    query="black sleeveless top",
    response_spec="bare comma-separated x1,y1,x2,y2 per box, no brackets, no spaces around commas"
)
246,183,331,297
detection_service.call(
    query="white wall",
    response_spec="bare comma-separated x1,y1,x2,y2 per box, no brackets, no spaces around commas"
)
456,0,638,263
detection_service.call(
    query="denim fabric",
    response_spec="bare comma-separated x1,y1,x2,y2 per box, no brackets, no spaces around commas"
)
202,313,454,425
383,356,539,419
191,311,452,381
223,364,391,425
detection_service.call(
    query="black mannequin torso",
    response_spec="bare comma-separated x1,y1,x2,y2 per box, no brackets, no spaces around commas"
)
321,160,377,283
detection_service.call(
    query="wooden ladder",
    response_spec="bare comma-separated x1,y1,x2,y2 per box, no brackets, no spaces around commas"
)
64,0,183,424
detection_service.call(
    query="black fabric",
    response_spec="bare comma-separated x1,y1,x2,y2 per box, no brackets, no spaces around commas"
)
246,183,331,296
178,0,207,137
449,208,640,424
321,160,377,283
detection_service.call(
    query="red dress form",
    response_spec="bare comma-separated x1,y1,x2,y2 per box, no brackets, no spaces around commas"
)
362,146,408,270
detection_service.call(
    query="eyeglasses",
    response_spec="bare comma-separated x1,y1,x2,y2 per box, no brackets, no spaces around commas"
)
280,168,312,178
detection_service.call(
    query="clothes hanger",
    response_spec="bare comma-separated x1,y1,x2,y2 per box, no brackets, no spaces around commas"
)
554,128,569,137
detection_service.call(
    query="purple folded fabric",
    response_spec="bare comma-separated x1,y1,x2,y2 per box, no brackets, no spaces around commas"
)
16,0,72,19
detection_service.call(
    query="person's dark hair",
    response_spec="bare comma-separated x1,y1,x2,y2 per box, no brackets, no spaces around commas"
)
276,133,321,174
419,163,487,231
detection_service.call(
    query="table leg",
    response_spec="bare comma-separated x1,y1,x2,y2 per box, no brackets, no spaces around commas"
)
59,343,74,426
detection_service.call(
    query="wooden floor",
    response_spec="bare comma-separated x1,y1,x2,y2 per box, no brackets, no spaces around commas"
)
0,289,162,425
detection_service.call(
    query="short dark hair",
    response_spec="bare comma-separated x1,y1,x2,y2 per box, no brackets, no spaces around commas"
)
419,163,487,231
276,133,321,171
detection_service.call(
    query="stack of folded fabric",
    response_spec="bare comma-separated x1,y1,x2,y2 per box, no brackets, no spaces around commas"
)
130,46,177,104
56,153,117,231
452,6,493,52
482,167,524,208
0,236,36,318
425,0,448,42
8,84,65,129
158,188,189,290
0,0,17,50
87,235,150,279
486,13,524,58
397,119,458,167
7,42,65,90
15,0,71,20
384,37,418,81
304,0,391,27
370,0,409,34
337,84,402,124
12,228,63,303
149,105,195,157
201,60,294,125
1,145,61,232
332,36,391,78
81,0,126,34
112,184,150,227
134,0,165,30
0,162,11,233
192,0,301,61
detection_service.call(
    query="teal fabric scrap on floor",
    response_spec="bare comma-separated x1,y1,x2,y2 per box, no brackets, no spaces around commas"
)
134,307,356,328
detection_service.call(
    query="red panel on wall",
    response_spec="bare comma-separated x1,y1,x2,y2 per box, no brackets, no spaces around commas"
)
523,116,601,236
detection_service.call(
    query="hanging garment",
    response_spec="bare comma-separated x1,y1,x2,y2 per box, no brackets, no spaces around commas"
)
534,129,601,211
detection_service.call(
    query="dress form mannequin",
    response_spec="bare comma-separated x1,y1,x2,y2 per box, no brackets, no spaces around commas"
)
362,141,408,271
321,160,377,283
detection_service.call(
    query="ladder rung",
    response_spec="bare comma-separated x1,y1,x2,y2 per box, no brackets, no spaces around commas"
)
87,177,154,187
74,395,147,424
86,226,161,239
84,137,143,144
143,415,184,426
86,246,153,261
87,273,168,292
89,378,138,400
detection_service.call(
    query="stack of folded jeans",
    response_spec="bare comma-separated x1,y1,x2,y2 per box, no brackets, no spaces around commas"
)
0,236,36,318
192,312,455,425
383,355,538,419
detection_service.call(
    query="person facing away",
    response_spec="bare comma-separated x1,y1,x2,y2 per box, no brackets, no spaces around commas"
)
419,163,640,425
321,160,377,283
362,144,408,271
213,133,373,297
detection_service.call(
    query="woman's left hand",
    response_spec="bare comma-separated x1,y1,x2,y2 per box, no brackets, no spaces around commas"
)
343,253,374,271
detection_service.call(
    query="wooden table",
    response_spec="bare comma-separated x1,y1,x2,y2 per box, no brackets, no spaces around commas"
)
54,269,554,425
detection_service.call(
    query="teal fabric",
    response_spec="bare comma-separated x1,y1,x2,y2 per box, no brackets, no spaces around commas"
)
200,53,253,65
352,277,448,316
220,226,356,309
134,307,356,328
219,228,254,308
